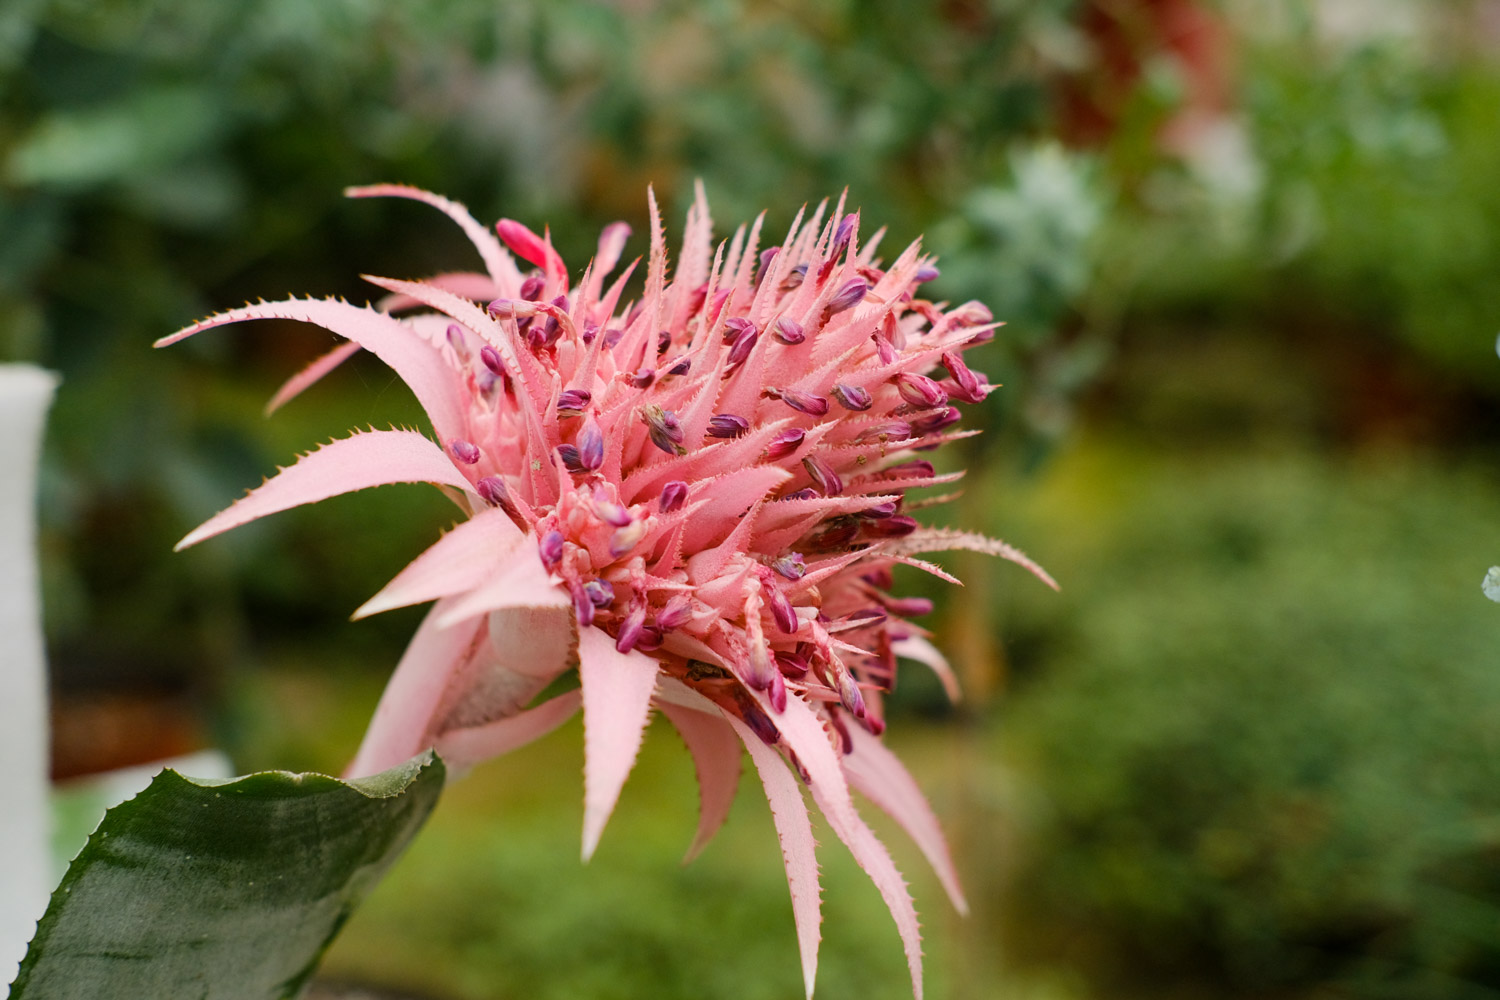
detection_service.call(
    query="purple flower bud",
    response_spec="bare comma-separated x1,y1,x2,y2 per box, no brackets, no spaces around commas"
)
770,552,806,580
642,404,685,455
742,702,781,745
556,388,592,417
593,500,632,527
801,455,844,496
858,713,886,737
582,321,599,345
757,246,779,283
941,350,986,404
487,298,530,319
772,387,830,417
722,317,755,343
707,413,751,439
449,440,481,465
446,324,469,356
774,650,809,678
667,356,691,376
659,480,689,513
862,514,919,538
910,406,961,435
825,278,869,315
783,264,807,291
884,459,935,479
830,382,872,411
727,326,759,366
885,596,934,617
557,444,584,473
767,670,788,713
857,500,898,519
657,329,672,354
635,626,665,652
894,372,948,409
480,345,507,378
914,264,940,284
603,328,625,348
833,213,856,254
763,428,806,461
835,664,866,719
539,529,564,569
656,594,694,630
763,581,799,635
628,368,655,389
854,421,913,444
576,420,605,471
584,579,615,608
615,603,647,654
476,475,514,511
782,488,818,502
873,333,898,365
572,582,595,627
773,317,806,345
520,275,545,301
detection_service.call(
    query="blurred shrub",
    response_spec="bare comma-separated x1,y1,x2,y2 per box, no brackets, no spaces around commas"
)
993,444,1500,998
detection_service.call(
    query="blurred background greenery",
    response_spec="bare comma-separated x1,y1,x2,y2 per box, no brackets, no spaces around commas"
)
6,0,1500,997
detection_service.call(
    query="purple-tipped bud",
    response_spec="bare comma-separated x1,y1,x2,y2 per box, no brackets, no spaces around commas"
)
667,356,691,376
835,664,866,718
727,327,759,367
825,278,869,315
783,264,807,291
582,321,600,345
941,350,986,404
770,553,806,580
557,444,584,473
801,455,844,496
539,530,564,569
862,514,919,538
855,421,914,444
635,626,664,652
584,579,615,608
858,713,887,737
656,594,694,631
603,328,625,348
572,583,595,627
773,317,806,345
659,480,689,513
556,388,592,417
487,298,531,319
884,459,935,479
446,324,469,356
910,405,961,435
914,264,940,284
616,603,647,654
628,368,655,389
480,345,507,378
772,387,830,417
774,650,809,678
707,413,751,439
449,440,481,465
858,500,899,519
833,213,856,254
642,404,685,455
723,317,755,343
742,702,781,746
763,428,806,461
757,246,779,283
873,333,898,365
764,584,799,635
476,475,511,508
767,670,788,713
894,372,948,409
658,329,672,354
576,420,605,471
782,488,819,502
594,500,632,527
520,275,545,301
831,382,872,411
885,596,934,617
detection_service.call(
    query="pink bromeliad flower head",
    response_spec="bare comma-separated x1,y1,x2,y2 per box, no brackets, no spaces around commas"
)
158,182,1055,1000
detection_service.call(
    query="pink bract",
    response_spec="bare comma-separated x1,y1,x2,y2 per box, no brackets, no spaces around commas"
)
158,182,1056,1000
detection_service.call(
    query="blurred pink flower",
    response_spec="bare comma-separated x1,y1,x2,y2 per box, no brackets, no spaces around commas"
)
159,183,1054,999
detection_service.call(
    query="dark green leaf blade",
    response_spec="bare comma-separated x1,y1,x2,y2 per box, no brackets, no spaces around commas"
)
11,753,444,1000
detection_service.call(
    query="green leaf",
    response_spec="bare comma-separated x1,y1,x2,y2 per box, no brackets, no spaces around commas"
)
10,753,445,1000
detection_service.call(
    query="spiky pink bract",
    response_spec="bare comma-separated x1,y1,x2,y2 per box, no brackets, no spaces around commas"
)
159,181,1056,1000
